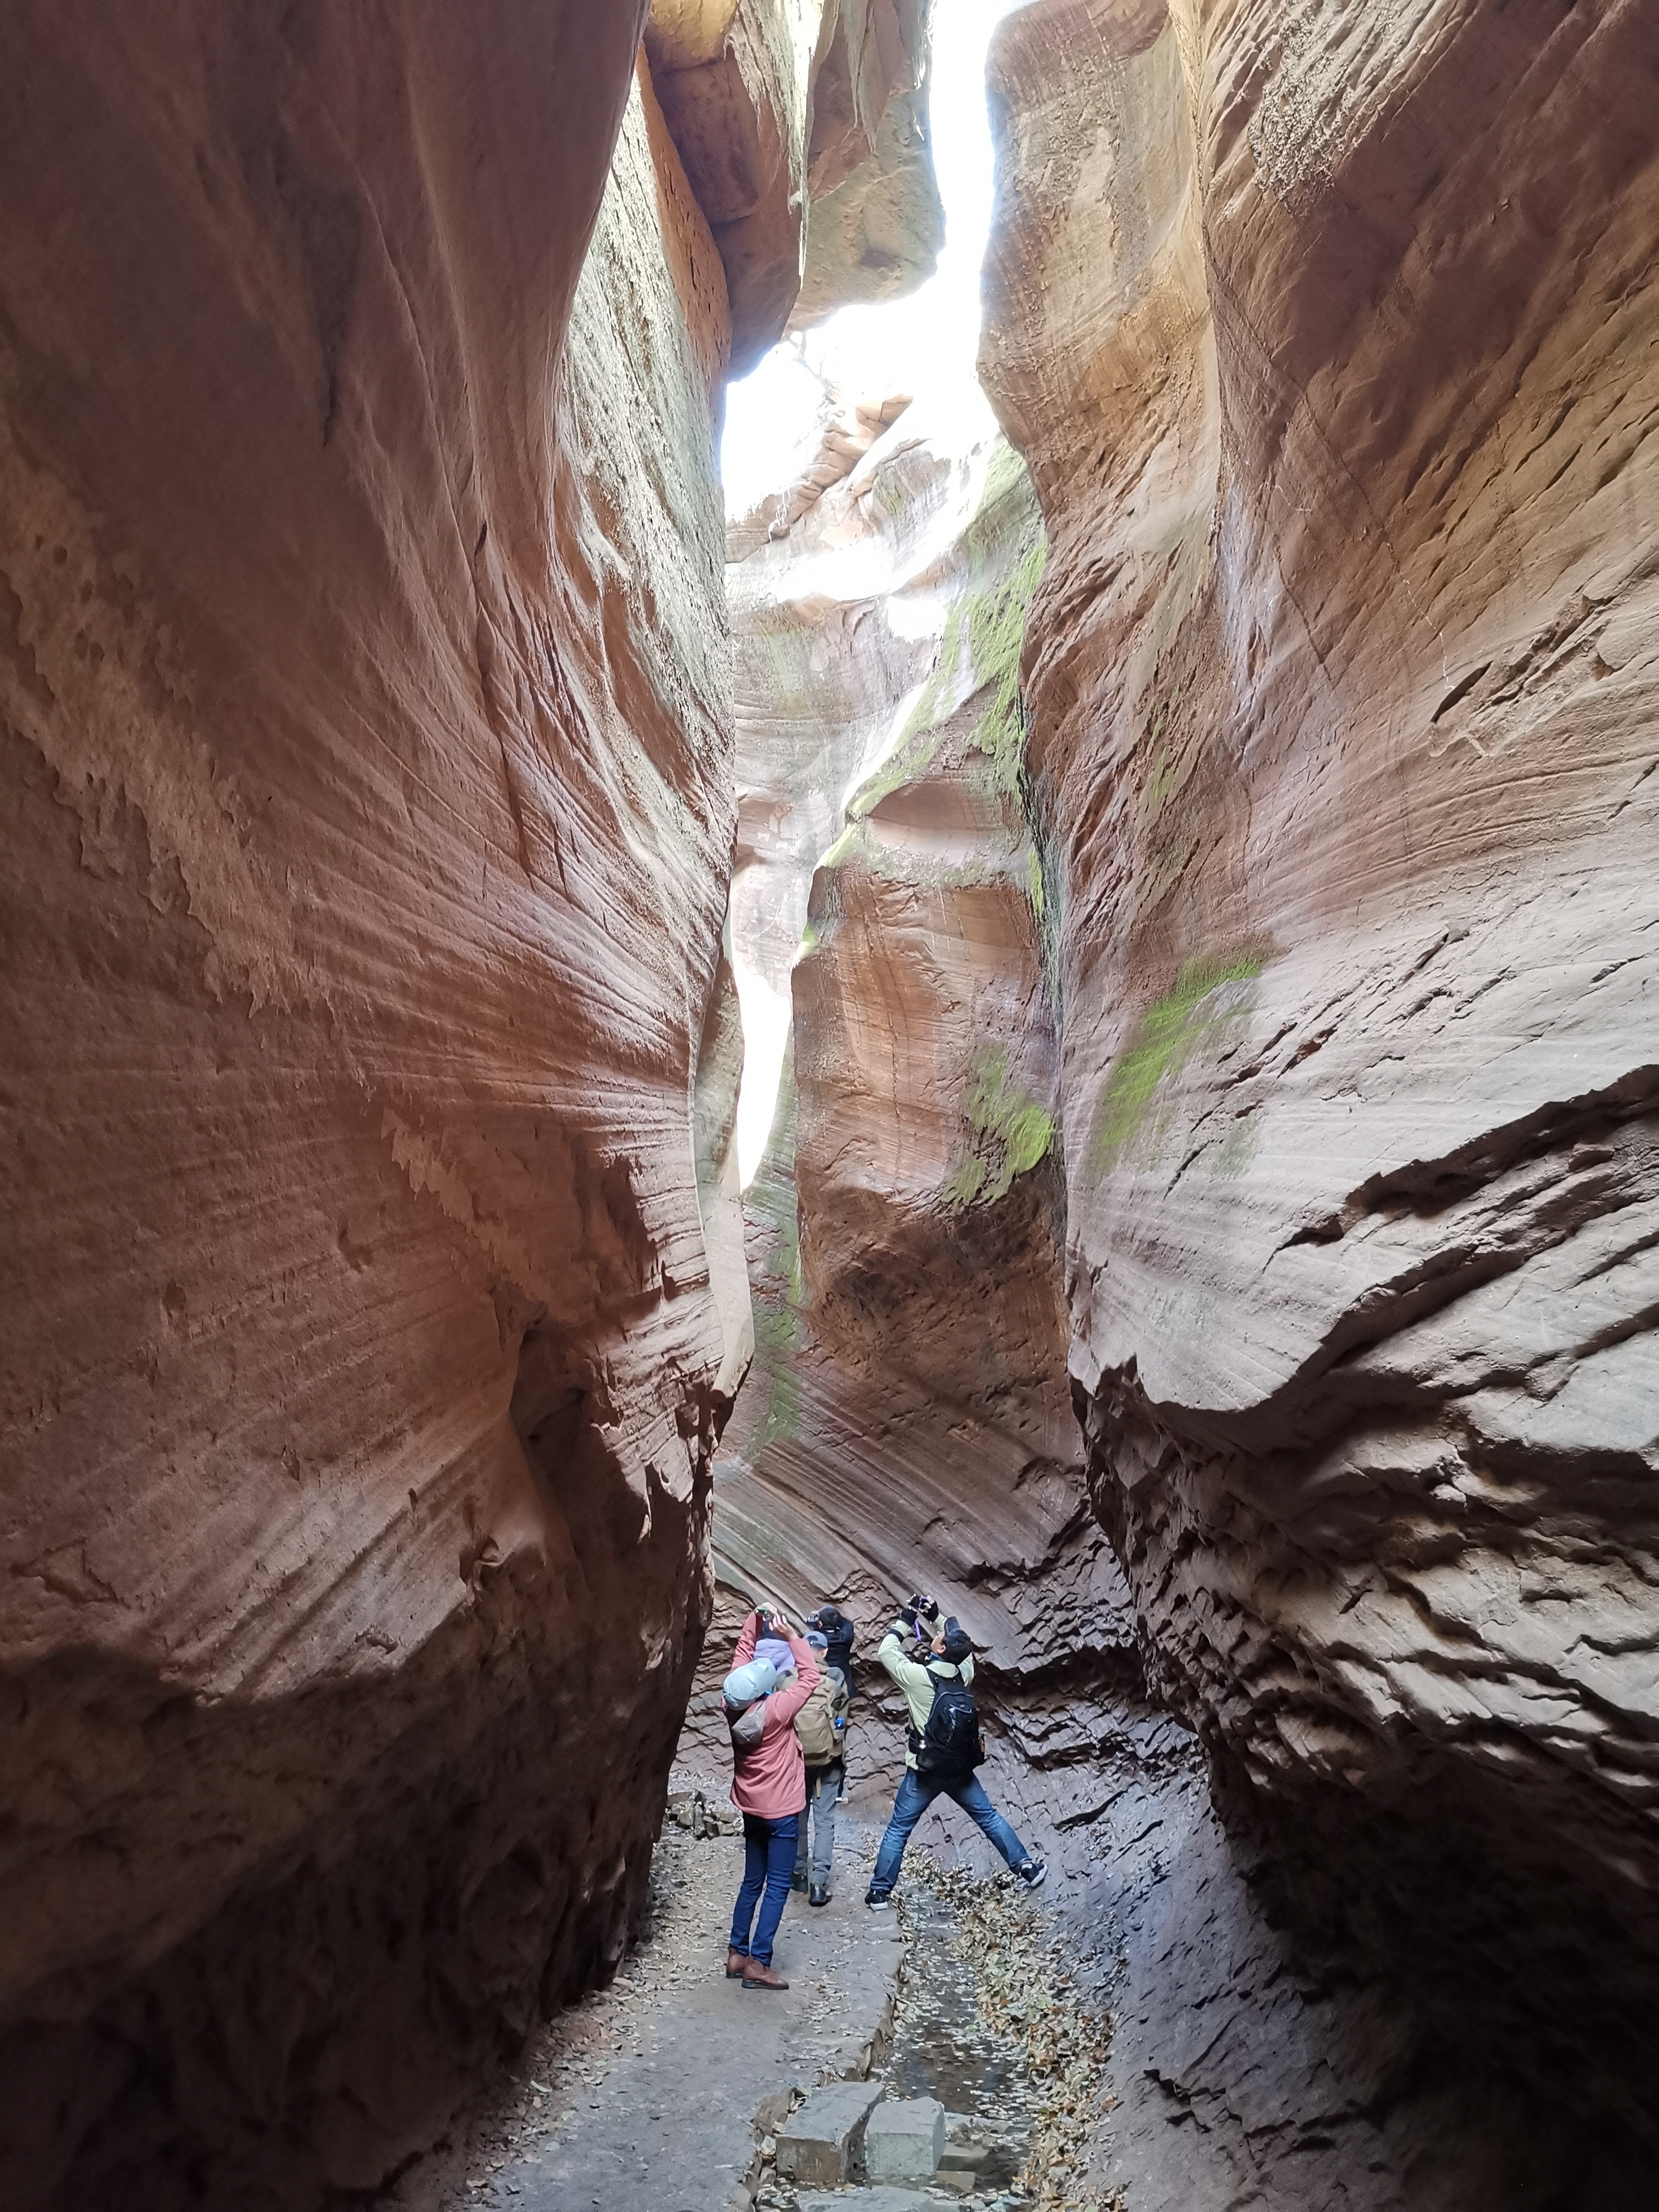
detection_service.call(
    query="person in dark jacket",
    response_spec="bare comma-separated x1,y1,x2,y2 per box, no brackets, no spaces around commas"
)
807,1603,857,1697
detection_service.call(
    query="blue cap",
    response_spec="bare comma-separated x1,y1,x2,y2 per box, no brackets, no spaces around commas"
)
724,1659,778,1705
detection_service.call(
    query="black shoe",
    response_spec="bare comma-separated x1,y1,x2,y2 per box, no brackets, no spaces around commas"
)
809,1884,829,1907
1016,1857,1047,1890
865,1889,893,1911
790,1871,807,1892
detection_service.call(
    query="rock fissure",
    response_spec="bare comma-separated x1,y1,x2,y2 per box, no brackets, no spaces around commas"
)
4,0,1659,2205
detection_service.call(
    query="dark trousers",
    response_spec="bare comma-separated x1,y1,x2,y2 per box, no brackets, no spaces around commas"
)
730,1811,800,1967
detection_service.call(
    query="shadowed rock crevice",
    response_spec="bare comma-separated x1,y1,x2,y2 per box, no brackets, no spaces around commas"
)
4,1,1657,2205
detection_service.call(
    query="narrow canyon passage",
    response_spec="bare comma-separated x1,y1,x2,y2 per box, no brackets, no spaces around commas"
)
1,4,1657,2212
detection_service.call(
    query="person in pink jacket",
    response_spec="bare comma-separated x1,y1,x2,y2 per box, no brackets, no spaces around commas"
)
722,1605,819,1990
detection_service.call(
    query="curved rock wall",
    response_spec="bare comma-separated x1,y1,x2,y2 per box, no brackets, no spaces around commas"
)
982,0,1659,2185
0,11,750,2204
681,405,1165,1856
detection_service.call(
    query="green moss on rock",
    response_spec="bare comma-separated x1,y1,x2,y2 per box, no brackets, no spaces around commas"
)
848,438,1046,822
942,1041,1055,1210
1088,952,1269,1177
967,532,1046,797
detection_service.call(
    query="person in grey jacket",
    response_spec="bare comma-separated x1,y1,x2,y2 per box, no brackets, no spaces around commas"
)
865,1595,1046,1907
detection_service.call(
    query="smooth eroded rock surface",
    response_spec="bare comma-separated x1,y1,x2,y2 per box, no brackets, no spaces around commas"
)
0,9,747,2205
679,401,1160,1854
982,0,1659,2189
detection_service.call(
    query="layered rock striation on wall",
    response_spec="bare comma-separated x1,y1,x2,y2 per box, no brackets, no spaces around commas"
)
0,2,949,2197
0,9,754,2205
684,400,1172,1852
982,0,1659,2188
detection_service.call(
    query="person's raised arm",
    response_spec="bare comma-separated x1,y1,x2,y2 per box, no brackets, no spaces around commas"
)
878,1620,933,1699
768,1628,820,1725
734,1609,760,1666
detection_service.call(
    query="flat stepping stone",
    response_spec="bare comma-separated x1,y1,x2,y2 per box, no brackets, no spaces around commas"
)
796,2194,935,2211
775,2077,886,2186
864,2095,946,2182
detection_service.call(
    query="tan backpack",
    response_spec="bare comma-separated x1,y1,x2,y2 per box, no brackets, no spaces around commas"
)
794,1666,850,1764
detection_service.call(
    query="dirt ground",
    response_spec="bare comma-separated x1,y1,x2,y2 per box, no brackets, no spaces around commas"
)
371,1779,1122,2212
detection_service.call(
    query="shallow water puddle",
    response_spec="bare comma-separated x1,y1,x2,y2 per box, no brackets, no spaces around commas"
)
885,1885,1029,2195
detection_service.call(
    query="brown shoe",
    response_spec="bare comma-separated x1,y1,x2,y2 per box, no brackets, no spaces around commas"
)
725,1948,748,1980
742,1959,789,1991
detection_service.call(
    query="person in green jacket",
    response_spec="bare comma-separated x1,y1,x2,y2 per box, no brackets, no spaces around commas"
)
865,1595,1046,1908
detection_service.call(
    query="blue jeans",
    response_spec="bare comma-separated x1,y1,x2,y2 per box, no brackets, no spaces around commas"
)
794,1763,842,1886
869,1769,1029,1897
730,1811,799,1966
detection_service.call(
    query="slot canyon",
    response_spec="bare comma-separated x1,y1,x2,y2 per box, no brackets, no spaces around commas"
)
1,2,1655,2208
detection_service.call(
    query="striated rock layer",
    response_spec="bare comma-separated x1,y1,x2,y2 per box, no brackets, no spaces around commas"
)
681,401,1169,1858
0,9,752,2205
982,0,1659,2190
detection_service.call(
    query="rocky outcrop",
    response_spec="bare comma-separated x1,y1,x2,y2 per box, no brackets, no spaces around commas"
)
648,0,940,373
982,0,1659,2189
0,11,753,2205
726,389,915,559
646,0,823,370
794,0,944,329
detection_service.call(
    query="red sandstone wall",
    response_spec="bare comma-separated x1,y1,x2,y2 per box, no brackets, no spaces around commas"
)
982,0,1659,2185
0,9,745,2203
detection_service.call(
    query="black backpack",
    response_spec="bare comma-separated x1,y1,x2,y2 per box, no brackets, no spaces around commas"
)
911,1666,986,1779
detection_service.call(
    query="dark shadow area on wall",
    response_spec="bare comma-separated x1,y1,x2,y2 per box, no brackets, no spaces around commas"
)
0,1404,710,2212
